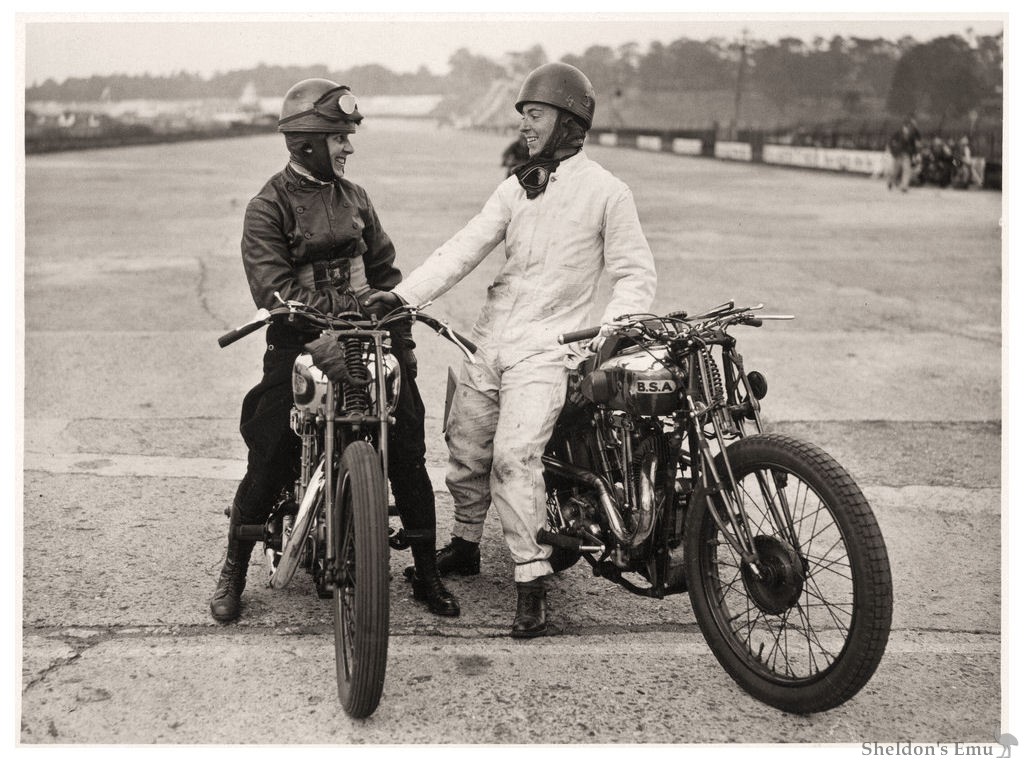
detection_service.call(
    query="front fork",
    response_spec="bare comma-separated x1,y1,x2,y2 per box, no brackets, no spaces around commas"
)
686,345,800,573
323,335,392,589
270,333,392,591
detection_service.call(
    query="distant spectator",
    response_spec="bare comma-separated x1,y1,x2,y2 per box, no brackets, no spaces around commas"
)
920,136,955,188
887,117,920,193
501,134,530,178
952,136,980,189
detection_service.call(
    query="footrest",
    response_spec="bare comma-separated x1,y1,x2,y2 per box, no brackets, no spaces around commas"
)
388,527,410,550
537,529,601,553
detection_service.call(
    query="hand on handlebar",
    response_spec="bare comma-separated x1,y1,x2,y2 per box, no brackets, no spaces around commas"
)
588,320,627,353
362,289,406,319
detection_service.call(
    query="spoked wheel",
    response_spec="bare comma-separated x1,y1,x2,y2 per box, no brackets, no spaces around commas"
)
332,441,390,719
684,433,892,713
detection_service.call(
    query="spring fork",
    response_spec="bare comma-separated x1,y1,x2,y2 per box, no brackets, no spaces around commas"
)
720,347,798,549
342,337,370,412
689,354,759,568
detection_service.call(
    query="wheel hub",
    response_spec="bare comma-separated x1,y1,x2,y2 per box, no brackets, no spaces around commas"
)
740,534,805,615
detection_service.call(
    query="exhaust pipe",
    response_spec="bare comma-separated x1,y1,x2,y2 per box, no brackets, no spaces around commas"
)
269,461,325,590
542,455,658,548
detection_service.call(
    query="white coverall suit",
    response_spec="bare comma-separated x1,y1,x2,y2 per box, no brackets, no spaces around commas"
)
392,151,657,582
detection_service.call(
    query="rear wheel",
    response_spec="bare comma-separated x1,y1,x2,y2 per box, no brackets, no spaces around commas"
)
332,441,390,719
685,433,892,713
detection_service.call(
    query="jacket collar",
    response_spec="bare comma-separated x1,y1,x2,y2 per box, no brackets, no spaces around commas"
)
554,150,587,176
285,162,334,187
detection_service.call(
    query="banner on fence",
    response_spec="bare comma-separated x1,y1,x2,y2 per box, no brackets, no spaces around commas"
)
672,137,703,156
714,141,753,162
762,145,886,175
637,135,662,151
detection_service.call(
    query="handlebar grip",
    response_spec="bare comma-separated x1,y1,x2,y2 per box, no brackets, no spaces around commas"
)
413,314,477,354
447,328,477,354
218,319,267,348
558,326,602,345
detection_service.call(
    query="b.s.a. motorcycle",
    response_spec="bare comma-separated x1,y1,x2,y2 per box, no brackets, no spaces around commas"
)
218,296,475,719
537,301,893,713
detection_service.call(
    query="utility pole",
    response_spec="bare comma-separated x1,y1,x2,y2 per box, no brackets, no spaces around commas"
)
732,28,749,141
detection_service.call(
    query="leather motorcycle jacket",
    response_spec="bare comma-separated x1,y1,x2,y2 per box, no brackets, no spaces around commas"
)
241,163,402,315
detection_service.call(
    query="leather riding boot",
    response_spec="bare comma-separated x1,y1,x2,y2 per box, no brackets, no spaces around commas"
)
435,536,481,576
511,577,548,639
209,507,256,623
408,539,461,617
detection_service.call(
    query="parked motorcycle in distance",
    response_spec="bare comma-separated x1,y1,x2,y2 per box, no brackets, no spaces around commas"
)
540,301,893,713
218,295,475,719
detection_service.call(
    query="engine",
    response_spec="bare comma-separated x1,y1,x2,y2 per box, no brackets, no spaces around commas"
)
289,346,401,424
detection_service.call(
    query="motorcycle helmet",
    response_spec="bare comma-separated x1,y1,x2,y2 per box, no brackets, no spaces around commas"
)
515,62,596,130
278,78,362,133
278,78,363,182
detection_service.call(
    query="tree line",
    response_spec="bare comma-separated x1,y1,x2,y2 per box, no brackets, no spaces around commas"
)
27,31,1002,124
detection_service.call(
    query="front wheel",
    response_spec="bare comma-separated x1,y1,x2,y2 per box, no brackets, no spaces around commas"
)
332,441,390,719
684,433,892,713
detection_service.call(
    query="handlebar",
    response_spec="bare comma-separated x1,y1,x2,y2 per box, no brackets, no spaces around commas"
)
218,309,272,348
556,304,793,347
557,326,602,345
413,313,478,355
217,297,477,360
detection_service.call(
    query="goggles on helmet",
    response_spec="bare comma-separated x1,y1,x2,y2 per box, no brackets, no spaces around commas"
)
279,86,362,129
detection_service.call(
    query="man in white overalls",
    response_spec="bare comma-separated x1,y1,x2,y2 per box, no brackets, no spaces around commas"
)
367,63,657,637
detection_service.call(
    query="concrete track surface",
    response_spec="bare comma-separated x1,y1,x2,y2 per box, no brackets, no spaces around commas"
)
20,121,1006,745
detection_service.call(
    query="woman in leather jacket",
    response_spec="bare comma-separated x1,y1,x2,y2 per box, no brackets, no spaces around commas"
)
209,78,459,623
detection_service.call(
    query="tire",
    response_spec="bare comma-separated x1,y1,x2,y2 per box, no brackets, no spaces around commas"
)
684,433,892,713
332,441,390,719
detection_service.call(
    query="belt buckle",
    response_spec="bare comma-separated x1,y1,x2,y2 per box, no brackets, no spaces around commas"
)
313,257,351,291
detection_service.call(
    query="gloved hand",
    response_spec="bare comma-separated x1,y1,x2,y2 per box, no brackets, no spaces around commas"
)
362,289,405,319
304,333,371,386
330,290,364,317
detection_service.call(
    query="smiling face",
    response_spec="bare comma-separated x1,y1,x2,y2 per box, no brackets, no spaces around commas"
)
326,133,354,179
519,102,559,158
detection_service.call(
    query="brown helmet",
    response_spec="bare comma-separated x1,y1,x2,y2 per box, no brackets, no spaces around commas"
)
515,62,596,129
277,78,363,133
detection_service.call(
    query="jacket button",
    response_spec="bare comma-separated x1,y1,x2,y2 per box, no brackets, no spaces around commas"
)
343,202,350,208
296,206,305,213
304,232,313,239
286,183,295,192
352,221,359,229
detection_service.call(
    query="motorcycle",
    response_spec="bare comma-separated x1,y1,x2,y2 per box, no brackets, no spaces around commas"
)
538,300,893,713
218,295,476,719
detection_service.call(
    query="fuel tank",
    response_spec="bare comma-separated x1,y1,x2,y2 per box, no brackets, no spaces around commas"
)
581,345,680,416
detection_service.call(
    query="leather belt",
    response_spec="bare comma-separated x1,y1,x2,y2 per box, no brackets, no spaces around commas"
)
295,257,352,292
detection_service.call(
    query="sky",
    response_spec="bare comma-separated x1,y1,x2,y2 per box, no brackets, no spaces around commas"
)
17,9,1008,86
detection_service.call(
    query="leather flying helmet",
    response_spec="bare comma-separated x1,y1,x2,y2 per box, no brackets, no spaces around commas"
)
278,78,363,134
